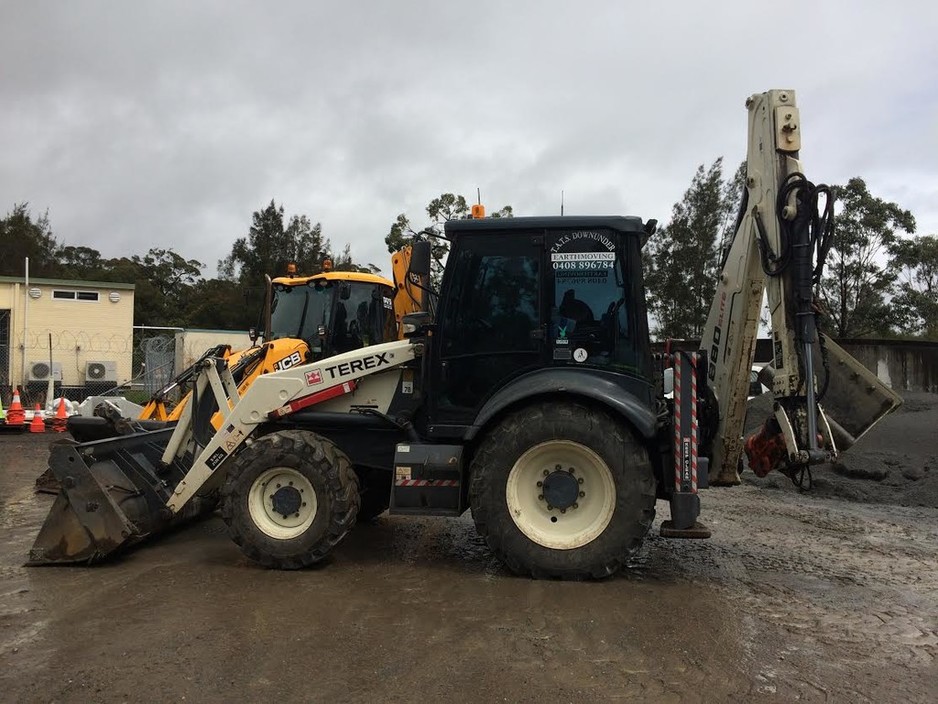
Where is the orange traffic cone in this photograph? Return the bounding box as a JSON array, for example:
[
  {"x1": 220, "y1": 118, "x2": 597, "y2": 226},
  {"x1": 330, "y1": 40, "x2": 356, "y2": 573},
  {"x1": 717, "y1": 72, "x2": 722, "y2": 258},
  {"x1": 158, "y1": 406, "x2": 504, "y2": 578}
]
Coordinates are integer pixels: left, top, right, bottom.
[
  {"x1": 5, "y1": 389, "x2": 25, "y2": 426},
  {"x1": 29, "y1": 404, "x2": 46, "y2": 433},
  {"x1": 52, "y1": 398, "x2": 68, "y2": 432}
]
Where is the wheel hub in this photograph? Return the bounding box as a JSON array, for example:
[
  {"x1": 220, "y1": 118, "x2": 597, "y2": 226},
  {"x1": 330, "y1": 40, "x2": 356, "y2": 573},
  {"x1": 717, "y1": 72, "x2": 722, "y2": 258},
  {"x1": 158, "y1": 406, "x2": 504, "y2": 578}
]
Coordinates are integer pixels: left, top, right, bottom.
[
  {"x1": 271, "y1": 485, "x2": 302, "y2": 518},
  {"x1": 541, "y1": 469, "x2": 579, "y2": 510}
]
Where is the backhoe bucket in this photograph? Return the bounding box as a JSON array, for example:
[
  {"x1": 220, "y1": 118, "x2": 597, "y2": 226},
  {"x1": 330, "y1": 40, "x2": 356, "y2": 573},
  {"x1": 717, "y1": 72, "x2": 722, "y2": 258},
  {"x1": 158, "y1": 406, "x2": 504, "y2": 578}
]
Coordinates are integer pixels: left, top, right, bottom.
[{"x1": 28, "y1": 429, "x2": 214, "y2": 565}]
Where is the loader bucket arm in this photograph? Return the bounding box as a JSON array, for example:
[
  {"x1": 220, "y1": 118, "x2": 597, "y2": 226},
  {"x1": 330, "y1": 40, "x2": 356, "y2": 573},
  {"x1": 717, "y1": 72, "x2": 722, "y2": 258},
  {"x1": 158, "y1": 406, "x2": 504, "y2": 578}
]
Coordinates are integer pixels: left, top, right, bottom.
[{"x1": 28, "y1": 339, "x2": 419, "y2": 565}]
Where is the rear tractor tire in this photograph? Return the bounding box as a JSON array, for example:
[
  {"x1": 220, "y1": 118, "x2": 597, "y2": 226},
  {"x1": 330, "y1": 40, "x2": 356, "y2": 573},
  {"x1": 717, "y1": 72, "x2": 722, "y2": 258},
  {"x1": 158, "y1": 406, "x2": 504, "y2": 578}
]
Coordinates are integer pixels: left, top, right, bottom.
[
  {"x1": 469, "y1": 402, "x2": 656, "y2": 579},
  {"x1": 221, "y1": 429, "x2": 360, "y2": 569}
]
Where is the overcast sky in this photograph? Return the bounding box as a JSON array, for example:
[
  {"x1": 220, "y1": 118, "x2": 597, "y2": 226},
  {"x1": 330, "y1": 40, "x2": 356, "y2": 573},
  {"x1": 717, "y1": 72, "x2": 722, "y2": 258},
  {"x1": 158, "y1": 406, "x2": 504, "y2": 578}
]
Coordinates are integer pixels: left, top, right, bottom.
[{"x1": 2, "y1": 1, "x2": 937, "y2": 279}]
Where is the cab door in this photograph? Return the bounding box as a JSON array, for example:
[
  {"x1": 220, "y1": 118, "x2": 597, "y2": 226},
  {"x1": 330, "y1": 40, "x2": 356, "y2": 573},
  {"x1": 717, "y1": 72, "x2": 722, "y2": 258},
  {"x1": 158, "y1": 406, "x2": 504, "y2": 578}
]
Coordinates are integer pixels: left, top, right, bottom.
[{"x1": 430, "y1": 233, "x2": 545, "y2": 430}]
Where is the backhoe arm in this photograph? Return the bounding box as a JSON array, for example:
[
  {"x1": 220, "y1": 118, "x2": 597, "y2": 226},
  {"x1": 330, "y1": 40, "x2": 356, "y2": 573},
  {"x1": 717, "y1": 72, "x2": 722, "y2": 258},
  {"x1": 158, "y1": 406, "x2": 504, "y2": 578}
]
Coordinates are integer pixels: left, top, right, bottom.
[
  {"x1": 701, "y1": 89, "x2": 901, "y2": 485},
  {"x1": 391, "y1": 245, "x2": 424, "y2": 334}
]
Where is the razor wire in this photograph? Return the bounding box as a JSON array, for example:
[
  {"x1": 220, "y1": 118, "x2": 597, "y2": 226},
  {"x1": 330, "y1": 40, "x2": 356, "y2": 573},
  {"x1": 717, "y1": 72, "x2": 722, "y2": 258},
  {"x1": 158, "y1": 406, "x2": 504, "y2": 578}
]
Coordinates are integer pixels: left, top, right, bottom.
[{"x1": 22, "y1": 329, "x2": 134, "y2": 354}]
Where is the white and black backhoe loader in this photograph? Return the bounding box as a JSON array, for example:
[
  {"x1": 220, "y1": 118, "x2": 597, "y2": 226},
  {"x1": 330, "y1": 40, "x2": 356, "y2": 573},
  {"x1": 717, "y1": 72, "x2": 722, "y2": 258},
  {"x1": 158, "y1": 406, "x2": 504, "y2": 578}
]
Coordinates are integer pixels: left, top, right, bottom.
[{"x1": 28, "y1": 90, "x2": 902, "y2": 578}]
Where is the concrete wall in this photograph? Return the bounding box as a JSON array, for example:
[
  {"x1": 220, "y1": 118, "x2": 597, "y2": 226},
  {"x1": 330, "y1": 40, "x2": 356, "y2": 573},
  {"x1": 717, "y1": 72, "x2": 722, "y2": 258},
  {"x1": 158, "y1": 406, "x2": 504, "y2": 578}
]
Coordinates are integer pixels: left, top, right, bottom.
[
  {"x1": 654, "y1": 337, "x2": 938, "y2": 393},
  {"x1": 0, "y1": 276, "x2": 135, "y2": 388},
  {"x1": 838, "y1": 339, "x2": 938, "y2": 393},
  {"x1": 174, "y1": 329, "x2": 254, "y2": 372}
]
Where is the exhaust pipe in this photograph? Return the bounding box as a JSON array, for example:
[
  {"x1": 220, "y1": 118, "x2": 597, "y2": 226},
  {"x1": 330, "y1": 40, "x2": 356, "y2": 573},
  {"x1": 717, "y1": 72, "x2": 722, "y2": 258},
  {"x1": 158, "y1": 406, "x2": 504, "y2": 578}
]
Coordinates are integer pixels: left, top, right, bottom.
[{"x1": 28, "y1": 430, "x2": 215, "y2": 565}]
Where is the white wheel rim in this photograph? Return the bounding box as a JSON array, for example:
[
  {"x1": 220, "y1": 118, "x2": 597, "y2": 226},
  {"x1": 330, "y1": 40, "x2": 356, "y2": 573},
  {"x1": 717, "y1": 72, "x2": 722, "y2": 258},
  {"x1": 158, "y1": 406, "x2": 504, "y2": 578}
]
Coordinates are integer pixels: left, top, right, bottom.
[
  {"x1": 506, "y1": 440, "x2": 616, "y2": 550},
  {"x1": 247, "y1": 467, "x2": 318, "y2": 540}
]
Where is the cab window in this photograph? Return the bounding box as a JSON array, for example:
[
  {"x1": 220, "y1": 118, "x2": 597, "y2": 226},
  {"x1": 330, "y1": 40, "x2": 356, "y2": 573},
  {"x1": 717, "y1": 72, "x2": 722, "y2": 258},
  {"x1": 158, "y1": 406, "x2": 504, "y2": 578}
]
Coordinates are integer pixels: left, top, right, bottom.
[
  {"x1": 270, "y1": 281, "x2": 332, "y2": 344},
  {"x1": 549, "y1": 229, "x2": 634, "y2": 369},
  {"x1": 441, "y1": 241, "x2": 540, "y2": 356},
  {"x1": 332, "y1": 283, "x2": 395, "y2": 354}
]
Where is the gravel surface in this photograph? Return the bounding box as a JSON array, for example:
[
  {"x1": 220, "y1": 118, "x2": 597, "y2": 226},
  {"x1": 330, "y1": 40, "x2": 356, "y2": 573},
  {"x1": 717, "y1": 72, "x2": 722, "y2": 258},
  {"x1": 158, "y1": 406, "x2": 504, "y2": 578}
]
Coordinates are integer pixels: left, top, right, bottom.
[{"x1": 2, "y1": 420, "x2": 937, "y2": 702}]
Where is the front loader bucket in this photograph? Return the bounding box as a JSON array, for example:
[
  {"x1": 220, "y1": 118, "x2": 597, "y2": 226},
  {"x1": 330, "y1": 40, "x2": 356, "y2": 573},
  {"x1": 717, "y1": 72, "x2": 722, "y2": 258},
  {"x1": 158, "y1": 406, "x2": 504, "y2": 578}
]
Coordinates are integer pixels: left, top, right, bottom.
[
  {"x1": 28, "y1": 429, "x2": 215, "y2": 565},
  {"x1": 34, "y1": 417, "x2": 173, "y2": 495}
]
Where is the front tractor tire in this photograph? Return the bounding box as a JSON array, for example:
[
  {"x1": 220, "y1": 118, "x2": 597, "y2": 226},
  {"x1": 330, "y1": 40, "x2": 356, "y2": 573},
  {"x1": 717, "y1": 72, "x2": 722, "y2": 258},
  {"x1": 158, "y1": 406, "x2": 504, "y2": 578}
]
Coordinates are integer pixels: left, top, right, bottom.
[
  {"x1": 469, "y1": 402, "x2": 656, "y2": 579},
  {"x1": 221, "y1": 429, "x2": 360, "y2": 569}
]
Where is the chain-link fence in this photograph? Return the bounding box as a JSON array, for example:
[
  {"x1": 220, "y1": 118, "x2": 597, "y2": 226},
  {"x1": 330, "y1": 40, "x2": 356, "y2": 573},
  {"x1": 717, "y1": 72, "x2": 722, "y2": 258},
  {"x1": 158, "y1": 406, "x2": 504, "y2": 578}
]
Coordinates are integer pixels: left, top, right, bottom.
[
  {"x1": 16, "y1": 329, "x2": 134, "y2": 406},
  {"x1": 2, "y1": 326, "x2": 254, "y2": 409},
  {"x1": 141, "y1": 336, "x2": 176, "y2": 397},
  {"x1": 0, "y1": 309, "x2": 10, "y2": 407}
]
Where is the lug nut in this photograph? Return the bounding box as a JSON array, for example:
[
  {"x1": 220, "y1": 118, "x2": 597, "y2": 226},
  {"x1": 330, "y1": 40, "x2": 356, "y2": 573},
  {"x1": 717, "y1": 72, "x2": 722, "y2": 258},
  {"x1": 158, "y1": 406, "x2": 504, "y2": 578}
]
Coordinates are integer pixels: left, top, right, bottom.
[
  {"x1": 544, "y1": 469, "x2": 550, "y2": 477},
  {"x1": 295, "y1": 513, "x2": 300, "y2": 518},
  {"x1": 547, "y1": 504, "x2": 554, "y2": 511},
  {"x1": 578, "y1": 477, "x2": 584, "y2": 484},
  {"x1": 560, "y1": 508, "x2": 566, "y2": 514},
  {"x1": 572, "y1": 503, "x2": 578, "y2": 509},
  {"x1": 276, "y1": 483, "x2": 281, "y2": 488},
  {"x1": 555, "y1": 465, "x2": 561, "y2": 471},
  {"x1": 538, "y1": 494, "x2": 544, "y2": 501},
  {"x1": 289, "y1": 481, "x2": 294, "y2": 486},
  {"x1": 579, "y1": 491, "x2": 585, "y2": 497},
  {"x1": 568, "y1": 467, "x2": 575, "y2": 474},
  {"x1": 536, "y1": 481, "x2": 543, "y2": 487},
  {"x1": 302, "y1": 502, "x2": 307, "y2": 507}
]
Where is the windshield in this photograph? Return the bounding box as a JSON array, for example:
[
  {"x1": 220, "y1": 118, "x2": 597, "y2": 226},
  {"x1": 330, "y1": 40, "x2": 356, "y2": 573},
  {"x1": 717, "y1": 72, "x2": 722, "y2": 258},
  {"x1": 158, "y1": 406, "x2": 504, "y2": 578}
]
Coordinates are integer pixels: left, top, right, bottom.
[{"x1": 269, "y1": 282, "x2": 333, "y2": 342}]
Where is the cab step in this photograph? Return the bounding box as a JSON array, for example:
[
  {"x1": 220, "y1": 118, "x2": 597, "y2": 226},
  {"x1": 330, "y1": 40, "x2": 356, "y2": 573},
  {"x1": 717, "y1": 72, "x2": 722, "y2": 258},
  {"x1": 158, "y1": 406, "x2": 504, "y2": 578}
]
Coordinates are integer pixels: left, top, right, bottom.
[{"x1": 659, "y1": 520, "x2": 712, "y2": 539}]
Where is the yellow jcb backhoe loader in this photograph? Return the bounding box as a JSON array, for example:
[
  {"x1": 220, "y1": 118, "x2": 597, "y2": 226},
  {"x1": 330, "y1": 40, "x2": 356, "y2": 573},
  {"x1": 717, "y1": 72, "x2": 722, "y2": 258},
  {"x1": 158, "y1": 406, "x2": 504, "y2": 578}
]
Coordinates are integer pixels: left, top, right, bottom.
[{"x1": 38, "y1": 258, "x2": 423, "y2": 511}]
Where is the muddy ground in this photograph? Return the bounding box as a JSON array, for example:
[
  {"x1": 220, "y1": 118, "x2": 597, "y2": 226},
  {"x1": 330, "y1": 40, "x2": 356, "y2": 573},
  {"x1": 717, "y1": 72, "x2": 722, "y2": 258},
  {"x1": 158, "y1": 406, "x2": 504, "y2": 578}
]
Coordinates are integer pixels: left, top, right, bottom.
[{"x1": 1, "y1": 398, "x2": 937, "y2": 702}]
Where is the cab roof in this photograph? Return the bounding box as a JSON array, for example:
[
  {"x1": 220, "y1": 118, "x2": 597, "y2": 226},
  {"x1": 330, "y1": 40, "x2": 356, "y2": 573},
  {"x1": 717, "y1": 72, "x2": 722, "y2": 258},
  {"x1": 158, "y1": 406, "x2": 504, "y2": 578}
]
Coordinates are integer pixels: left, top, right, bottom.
[
  {"x1": 271, "y1": 271, "x2": 392, "y2": 287},
  {"x1": 444, "y1": 215, "x2": 647, "y2": 236}
]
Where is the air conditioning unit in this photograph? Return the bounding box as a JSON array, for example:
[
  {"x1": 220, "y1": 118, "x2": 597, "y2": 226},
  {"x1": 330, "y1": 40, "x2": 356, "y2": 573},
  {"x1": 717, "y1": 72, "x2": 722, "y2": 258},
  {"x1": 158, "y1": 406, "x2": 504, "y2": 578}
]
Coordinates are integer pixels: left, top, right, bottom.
[
  {"x1": 85, "y1": 360, "x2": 118, "y2": 383},
  {"x1": 29, "y1": 361, "x2": 63, "y2": 382}
]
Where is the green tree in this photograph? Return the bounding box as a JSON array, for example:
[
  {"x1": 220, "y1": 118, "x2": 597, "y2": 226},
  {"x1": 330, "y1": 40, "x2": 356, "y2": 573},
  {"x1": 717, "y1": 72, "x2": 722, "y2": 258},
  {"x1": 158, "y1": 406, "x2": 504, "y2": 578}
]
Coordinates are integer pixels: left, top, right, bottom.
[
  {"x1": 818, "y1": 178, "x2": 915, "y2": 338},
  {"x1": 0, "y1": 203, "x2": 59, "y2": 276},
  {"x1": 717, "y1": 160, "x2": 747, "y2": 263},
  {"x1": 56, "y1": 245, "x2": 106, "y2": 279},
  {"x1": 101, "y1": 248, "x2": 204, "y2": 326},
  {"x1": 645, "y1": 159, "x2": 731, "y2": 339},
  {"x1": 890, "y1": 234, "x2": 938, "y2": 338},
  {"x1": 385, "y1": 193, "x2": 512, "y2": 286},
  {"x1": 182, "y1": 278, "x2": 260, "y2": 331},
  {"x1": 332, "y1": 243, "x2": 380, "y2": 274},
  {"x1": 219, "y1": 200, "x2": 334, "y2": 284}
]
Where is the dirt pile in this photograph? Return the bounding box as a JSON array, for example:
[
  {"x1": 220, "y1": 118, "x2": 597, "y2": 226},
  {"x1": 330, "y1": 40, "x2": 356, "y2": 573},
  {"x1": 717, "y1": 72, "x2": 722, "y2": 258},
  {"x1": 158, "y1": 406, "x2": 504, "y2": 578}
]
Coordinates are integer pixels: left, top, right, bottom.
[{"x1": 742, "y1": 390, "x2": 938, "y2": 508}]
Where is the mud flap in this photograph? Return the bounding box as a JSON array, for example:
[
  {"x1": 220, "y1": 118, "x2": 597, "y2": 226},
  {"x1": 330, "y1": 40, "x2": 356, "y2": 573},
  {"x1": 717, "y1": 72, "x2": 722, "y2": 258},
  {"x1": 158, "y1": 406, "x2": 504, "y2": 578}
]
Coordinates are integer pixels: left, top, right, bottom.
[{"x1": 28, "y1": 430, "x2": 214, "y2": 565}]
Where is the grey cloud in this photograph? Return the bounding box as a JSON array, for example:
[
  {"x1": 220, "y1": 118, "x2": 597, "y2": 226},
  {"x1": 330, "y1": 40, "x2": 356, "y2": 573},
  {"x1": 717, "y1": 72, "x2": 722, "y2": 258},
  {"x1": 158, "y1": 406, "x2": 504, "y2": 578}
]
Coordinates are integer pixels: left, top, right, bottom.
[{"x1": 2, "y1": 1, "x2": 937, "y2": 279}]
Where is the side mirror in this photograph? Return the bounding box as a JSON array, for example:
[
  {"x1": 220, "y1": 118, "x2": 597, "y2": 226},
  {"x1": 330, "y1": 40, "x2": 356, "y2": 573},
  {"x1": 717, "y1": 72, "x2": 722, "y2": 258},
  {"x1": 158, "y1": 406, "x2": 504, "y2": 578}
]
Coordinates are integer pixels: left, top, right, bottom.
[
  {"x1": 248, "y1": 327, "x2": 259, "y2": 344},
  {"x1": 401, "y1": 311, "x2": 433, "y2": 338},
  {"x1": 409, "y1": 241, "x2": 432, "y2": 278},
  {"x1": 662, "y1": 367, "x2": 674, "y2": 397}
]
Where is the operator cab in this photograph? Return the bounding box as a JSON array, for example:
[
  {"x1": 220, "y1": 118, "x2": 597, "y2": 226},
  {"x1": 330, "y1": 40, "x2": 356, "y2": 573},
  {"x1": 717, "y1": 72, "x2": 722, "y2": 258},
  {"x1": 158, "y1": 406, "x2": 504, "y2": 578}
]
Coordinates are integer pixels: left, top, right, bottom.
[
  {"x1": 269, "y1": 272, "x2": 396, "y2": 359},
  {"x1": 425, "y1": 216, "x2": 654, "y2": 433}
]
